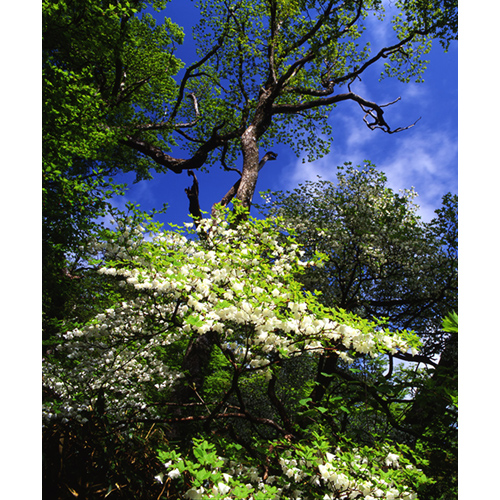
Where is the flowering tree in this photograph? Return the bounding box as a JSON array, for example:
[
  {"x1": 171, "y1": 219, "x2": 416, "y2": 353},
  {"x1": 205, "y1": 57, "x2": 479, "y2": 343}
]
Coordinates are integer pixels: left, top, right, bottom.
[
  {"x1": 42, "y1": 205, "x2": 437, "y2": 498},
  {"x1": 155, "y1": 435, "x2": 429, "y2": 500},
  {"x1": 42, "y1": 0, "x2": 458, "y2": 340}
]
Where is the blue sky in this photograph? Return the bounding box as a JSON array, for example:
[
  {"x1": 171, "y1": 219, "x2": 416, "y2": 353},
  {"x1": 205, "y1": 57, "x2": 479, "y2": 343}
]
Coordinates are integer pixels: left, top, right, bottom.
[{"x1": 113, "y1": 0, "x2": 458, "y2": 226}]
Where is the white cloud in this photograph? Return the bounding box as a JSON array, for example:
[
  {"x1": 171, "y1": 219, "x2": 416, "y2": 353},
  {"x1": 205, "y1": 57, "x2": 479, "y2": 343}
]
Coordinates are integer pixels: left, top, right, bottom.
[
  {"x1": 284, "y1": 122, "x2": 457, "y2": 221},
  {"x1": 378, "y1": 128, "x2": 458, "y2": 220}
]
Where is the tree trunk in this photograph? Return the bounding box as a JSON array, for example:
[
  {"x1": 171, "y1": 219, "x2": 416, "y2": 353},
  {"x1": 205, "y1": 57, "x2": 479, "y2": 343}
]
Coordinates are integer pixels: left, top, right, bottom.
[
  {"x1": 236, "y1": 125, "x2": 261, "y2": 209},
  {"x1": 309, "y1": 352, "x2": 339, "y2": 405}
]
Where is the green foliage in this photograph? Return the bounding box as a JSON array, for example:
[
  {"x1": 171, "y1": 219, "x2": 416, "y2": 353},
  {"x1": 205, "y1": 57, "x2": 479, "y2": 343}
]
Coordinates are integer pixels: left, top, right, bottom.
[
  {"x1": 155, "y1": 433, "x2": 433, "y2": 499},
  {"x1": 442, "y1": 311, "x2": 458, "y2": 334},
  {"x1": 169, "y1": 0, "x2": 457, "y2": 169},
  {"x1": 42, "y1": 0, "x2": 183, "y2": 338},
  {"x1": 256, "y1": 166, "x2": 457, "y2": 498},
  {"x1": 42, "y1": 178, "x2": 457, "y2": 498},
  {"x1": 43, "y1": 207, "x2": 443, "y2": 498}
]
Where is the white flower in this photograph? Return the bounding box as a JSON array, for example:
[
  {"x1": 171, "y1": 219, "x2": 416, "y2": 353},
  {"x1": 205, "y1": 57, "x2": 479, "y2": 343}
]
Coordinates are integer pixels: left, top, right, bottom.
[
  {"x1": 385, "y1": 453, "x2": 399, "y2": 467},
  {"x1": 168, "y1": 468, "x2": 181, "y2": 479},
  {"x1": 386, "y1": 488, "x2": 400, "y2": 500},
  {"x1": 216, "y1": 482, "x2": 231, "y2": 495},
  {"x1": 184, "y1": 487, "x2": 204, "y2": 499}
]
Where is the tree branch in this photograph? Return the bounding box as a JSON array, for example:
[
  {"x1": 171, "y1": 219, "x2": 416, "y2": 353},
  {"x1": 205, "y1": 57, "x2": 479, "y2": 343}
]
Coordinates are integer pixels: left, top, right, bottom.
[
  {"x1": 267, "y1": 371, "x2": 295, "y2": 435},
  {"x1": 168, "y1": 22, "x2": 230, "y2": 125},
  {"x1": 134, "y1": 93, "x2": 201, "y2": 132},
  {"x1": 275, "y1": 0, "x2": 363, "y2": 93},
  {"x1": 185, "y1": 170, "x2": 202, "y2": 222},
  {"x1": 123, "y1": 119, "x2": 233, "y2": 174},
  {"x1": 122, "y1": 411, "x2": 288, "y2": 435},
  {"x1": 330, "y1": 365, "x2": 421, "y2": 439},
  {"x1": 272, "y1": 91, "x2": 418, "y2": 133},
  {"x1": 122, "y1": 136, "x2": 188, "y2": 174}
]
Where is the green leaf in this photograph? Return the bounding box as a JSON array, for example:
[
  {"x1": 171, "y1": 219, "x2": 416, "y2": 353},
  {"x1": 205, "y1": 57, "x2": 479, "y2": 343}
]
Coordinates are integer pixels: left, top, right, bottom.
[
  {"x1": 442, "y1": 311, "x2": 458, "y2": 333},
  {"x1": 233, "y1": 485, "x2": 254, "y2": 498},
  {"x1": 185, "y1": 314, "x2": 205, "y2": 328}
]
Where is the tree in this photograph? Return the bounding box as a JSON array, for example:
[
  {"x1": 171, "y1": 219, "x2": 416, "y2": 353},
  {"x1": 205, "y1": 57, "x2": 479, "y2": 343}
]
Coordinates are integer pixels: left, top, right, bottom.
[
  {"x1": 42, "y1": 1, "x2": 458, "y2": 497},
  {"x1": 42, "y1": 0, "x2": 458, "y2": 335},
  {"x1": 43, "y1": 206, "x2": 435, "y2": 499},
  {"x1": 122, "y1": 0, "x2": 457, "y2": 212},
  {"x1": 259, "y1": 163, "x2": 457, "y2": 352}
]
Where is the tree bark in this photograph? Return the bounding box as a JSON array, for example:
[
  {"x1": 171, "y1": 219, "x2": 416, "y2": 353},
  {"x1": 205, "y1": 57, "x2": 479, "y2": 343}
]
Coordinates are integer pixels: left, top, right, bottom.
[
  {"x1": 185, "y1": 170, "x2": 202, "y2": 222},
  {"x1": 235, "y1": 125, "x2": 261, "y2": 209}
]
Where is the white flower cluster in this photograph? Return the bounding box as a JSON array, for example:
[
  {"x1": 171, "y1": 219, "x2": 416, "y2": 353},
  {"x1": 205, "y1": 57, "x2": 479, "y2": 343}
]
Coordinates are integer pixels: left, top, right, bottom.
[
  {"x1": 43, "y1": 213, "x2": 418, "y2": 425},
  {"x1": 42, "y1": 296, "x2": 184, "y2": 423},
  {"x1": 159, "y1": 443, "x2": 421, "y2": 500},
  {"x1": 314, "y1": 450, "x2": 417, "y2": 500}
]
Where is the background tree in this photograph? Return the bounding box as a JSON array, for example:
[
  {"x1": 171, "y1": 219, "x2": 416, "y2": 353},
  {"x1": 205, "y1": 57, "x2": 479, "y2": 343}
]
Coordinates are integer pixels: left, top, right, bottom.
[
  {"x1": 259, "y1": 163, "x2": 457, "y2": 347},
  {"x1": 42, "y1": 0, "x2": 183, "y2": 338},
  {"x1": 258, "y1": 163, "x2": 458, "y2": 498}
]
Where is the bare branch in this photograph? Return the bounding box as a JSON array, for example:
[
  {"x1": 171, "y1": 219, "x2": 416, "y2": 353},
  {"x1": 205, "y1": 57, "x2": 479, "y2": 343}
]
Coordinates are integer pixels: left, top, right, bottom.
[
  {"x1": 122, "y1": 136, "x2": 186, "y2": 173},
  {"x1": 266, "y1": 0, "x2": 279, "y2": 86},
  {"x1": 173, "y1": 93, "x2": 200, "y2": 129},
  {"x1": 267, "y1": 371, "x2": 295, "y2": 434},
  {"x1": 361, "y1": 97, "x2": 421, "y2": 133},
  {"x1": 174, "y1": 128, "x2": 206, "y2": 144},
  {"x1": 273, "y1": 91, "x2": 418, "y2": 133}
]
